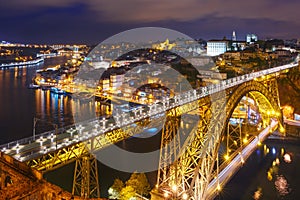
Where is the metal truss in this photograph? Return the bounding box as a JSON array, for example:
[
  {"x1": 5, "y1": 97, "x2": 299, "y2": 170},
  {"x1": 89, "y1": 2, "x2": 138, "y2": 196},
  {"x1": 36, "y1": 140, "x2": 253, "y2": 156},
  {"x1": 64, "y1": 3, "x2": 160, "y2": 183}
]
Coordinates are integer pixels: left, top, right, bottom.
[
  {"x1": 26, "y1": 142, "x2": 88, "y2": 172},
  {"x1": 156, "y1": 115, "x2": 181, "y2": 191},
  {"x1": 153, "y1": 92, "x2": 226, "y2": 199},
  {"x1": 72, "y1": 154, "x2": 100, "y2": 198},
  {"x1": 153, "y1": 78, "x2": 284, "y2": 199},
  {"x1": 225, "y1": 121, "x2": 242, "y2": 159},
  {"x1": 26, "y1": 121, "x2": 146, "y2": 172}
]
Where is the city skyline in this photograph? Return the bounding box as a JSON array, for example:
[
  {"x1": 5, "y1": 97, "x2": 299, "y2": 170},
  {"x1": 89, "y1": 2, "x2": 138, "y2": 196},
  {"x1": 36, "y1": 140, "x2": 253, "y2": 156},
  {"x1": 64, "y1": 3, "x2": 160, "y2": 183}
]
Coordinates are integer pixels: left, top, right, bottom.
[{"x1": 1, "y1": 0, "x2": 300, "y2": 44}]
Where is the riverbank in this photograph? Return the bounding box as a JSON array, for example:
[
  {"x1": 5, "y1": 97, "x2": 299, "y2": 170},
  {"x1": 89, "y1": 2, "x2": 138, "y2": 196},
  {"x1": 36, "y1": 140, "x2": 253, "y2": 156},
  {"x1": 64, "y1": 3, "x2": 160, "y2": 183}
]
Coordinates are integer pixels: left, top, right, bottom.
[{"x1": 0, "y1": 58, "x2": 44, "y2": 69}]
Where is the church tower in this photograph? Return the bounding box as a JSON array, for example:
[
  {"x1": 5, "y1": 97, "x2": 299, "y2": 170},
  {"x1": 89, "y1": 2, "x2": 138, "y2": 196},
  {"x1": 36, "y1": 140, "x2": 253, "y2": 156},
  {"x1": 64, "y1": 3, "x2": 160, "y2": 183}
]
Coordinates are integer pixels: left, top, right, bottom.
[{"x1": 232, "y1": 31, "x2": 237, "y2": 41}]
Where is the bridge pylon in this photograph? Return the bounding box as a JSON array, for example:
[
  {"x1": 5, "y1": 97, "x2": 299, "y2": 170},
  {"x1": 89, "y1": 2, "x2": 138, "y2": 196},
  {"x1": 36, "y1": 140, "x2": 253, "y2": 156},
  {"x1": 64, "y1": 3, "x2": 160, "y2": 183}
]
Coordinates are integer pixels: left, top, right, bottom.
[
  {"x1": 153, "y1": 93, "x2": 226, "y2": 199},
  {"x1": 72, "y1": 153, "x2": 100, "y2": 198},
  {"x1": 258, "y1": 75, "x2": 285, "y2": 134}
]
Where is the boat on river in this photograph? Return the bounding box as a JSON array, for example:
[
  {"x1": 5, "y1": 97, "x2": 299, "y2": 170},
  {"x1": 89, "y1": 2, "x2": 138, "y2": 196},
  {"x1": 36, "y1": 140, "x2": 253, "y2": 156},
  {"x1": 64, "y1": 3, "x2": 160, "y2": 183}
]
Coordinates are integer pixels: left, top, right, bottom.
[{"x1": 50, "y1": 87, "x2": 65, "y2": 95}]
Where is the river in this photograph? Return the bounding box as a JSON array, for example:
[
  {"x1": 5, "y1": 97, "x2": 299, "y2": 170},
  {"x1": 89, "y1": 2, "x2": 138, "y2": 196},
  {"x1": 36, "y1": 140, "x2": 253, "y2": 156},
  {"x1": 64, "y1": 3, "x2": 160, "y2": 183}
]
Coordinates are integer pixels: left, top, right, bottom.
[{"x1": 0, "y1": 57, "x2": 72, "y2": 144}]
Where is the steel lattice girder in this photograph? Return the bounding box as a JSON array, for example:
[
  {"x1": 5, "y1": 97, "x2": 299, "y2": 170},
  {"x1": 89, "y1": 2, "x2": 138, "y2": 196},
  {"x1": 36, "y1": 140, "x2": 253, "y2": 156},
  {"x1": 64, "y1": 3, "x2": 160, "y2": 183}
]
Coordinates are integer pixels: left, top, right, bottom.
[
  {"x1": 72, "y1": 154, "x2": 100, "y2": 198},
  {"x1": 26, "y1": 118, "x2": 158, "y2": 172},
  {"x1": 154, "y1": 79, "x2": 283, "y2": 199}
]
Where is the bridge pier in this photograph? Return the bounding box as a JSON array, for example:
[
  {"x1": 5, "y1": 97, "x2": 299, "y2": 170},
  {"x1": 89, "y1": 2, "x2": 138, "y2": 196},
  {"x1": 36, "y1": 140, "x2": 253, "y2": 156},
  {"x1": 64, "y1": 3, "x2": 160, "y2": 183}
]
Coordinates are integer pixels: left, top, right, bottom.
[{"x1": 72, "y1": 154, "x2": 100, "y2": 198}]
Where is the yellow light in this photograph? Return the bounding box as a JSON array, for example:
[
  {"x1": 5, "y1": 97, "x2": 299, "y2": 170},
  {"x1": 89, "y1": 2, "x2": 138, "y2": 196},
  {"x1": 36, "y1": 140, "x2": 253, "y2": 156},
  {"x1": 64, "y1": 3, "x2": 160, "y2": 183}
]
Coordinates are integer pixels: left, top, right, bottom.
[
  {"x1": 224, "y1": 154, "x2": 229, "y2": 160},
  {"x1": 217, "y1": 183, "x2": 221, "y2": 191},
  {"x1": 276, "y1": 112, "x2": 280, "y2": 116},
  {"x1": 279, "y1": 126, "x2": 285, "y2": 133},
  {"x1": 271, "y1": 110, "x2": 275, "y2": 115},
  {"x1": 182, "y1": 193, "x2": 188, "y2": 200},
  {"x1": 233, "y1": 140, "x2": 237, "y2": 146},
  {"x1": 257, "y1": 141, "x2": 262, "y2": 146},
  {"x1": 243, "y1": 138, "x2": 248, "y2": 144},
  {"x1": 267, "y1": 171, "x2": 273, "y2": 181}
]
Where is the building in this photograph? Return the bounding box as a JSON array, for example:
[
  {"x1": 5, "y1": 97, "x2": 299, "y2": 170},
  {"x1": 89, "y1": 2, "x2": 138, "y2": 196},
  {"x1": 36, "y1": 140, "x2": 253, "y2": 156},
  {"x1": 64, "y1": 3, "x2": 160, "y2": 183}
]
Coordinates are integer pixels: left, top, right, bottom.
[
  {"x1": 207, "y1": 40, "x2": 230, "y2": 56},
  {"x1": 232, "y1": 40, "x2": 247, "y2": 51},
  {"x1": 246, "y1": 34, "x2": 258, "y2": 44},
  {"x1": 232, "y1": 31, "x2": 237, "y2": 41},
  {"x1": 275, "y1": 49, "x2": 291, "y2": 57},
  {"x1": 223, "y1": 51, "x2": 241, "y2": 61}
]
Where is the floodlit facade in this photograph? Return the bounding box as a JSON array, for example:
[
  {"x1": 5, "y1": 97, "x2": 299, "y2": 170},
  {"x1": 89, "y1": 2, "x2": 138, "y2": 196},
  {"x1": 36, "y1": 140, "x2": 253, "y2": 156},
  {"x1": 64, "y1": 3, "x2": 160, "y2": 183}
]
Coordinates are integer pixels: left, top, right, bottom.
[
  {"x1": 246, "y1": 34, "x2": 258, "y2": 44},
  {"x1": 207, "y1": 40, "x2": 229, "y2": 56}
]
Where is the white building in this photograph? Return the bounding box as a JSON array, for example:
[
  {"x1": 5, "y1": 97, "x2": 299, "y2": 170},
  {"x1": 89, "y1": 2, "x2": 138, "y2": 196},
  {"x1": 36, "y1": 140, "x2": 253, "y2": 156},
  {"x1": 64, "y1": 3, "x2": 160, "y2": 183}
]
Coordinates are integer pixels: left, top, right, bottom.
[
  {"x1": 207, "y1": 40, "x2": 229, "y2": 56},
  {"x1": 246, "y1": 34, "x2": 258, "y2": 44}
]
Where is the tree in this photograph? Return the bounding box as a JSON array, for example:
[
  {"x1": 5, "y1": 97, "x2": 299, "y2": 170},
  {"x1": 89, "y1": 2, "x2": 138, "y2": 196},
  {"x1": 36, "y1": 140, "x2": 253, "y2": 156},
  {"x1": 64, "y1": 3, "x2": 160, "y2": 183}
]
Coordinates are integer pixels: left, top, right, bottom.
[
  {"x1": 108, "y1": 173, "x2": 151, "y2": 199},
  {"x1": 120, "y1": 186, "x2": 136, "y2": 200},
  {"x1": 126, "y1": 172, "x2": 151, "y2": 196},
  {"x1": 108, "y1": 178, "x2": 124, "y2": 199}
]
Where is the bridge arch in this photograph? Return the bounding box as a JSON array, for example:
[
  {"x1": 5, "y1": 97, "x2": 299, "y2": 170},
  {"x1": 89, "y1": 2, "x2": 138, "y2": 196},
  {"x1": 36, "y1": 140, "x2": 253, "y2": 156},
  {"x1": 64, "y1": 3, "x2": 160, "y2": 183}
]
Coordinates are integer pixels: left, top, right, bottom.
[
  {"x1": 206, "y1": 80, "x2": 284, "y2": 199},
  {"x1": 225, "y1": 80, "x2": 282, "y2": 130}
]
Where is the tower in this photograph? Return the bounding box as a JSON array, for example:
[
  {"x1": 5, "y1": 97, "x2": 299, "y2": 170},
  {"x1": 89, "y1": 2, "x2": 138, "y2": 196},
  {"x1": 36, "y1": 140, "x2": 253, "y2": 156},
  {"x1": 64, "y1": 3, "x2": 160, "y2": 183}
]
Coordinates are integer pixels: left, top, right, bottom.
[{"x1": 232, "y1": 31, "x2": 237, "y2": 41}]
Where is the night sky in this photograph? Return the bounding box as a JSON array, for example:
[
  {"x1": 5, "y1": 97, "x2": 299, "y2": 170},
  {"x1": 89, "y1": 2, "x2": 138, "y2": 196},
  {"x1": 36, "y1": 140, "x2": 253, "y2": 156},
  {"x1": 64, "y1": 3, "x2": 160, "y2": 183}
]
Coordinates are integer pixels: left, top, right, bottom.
[{"x1": 1, "y1": 0, "x2": 300, "y2": 44}]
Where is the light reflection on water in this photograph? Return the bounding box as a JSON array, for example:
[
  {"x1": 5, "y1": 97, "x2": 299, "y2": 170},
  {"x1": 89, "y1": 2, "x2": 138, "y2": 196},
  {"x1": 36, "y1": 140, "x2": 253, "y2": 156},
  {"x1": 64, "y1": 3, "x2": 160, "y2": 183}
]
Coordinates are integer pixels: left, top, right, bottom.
[
  {"x1": 216, "y1": 139, "x2": 300, "y2": 200},
  {"x1": 252, "y1": 187, "x2": 262, "y2": 200},
  {"x1": 0, "y1": 57, "x2": 111, "y2": 144},
  {"x1": 275, "y1": 175, "x2": 291, "y2": 196}
]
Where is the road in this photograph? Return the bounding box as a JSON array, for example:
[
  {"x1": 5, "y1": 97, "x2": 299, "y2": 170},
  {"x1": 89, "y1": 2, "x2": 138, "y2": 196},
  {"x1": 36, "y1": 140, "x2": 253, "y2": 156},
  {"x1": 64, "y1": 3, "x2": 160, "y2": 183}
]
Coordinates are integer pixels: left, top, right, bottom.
[{"x1": 206, "y1": 120, "x2": 278, "y2": 200}]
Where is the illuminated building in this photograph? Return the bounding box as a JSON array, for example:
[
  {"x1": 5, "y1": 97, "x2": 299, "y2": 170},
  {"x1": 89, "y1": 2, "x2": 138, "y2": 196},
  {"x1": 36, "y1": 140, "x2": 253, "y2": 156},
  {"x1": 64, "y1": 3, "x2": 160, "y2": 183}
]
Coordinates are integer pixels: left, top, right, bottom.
[
  {"x1": 207, "y1": 40, "x2": 229, "y2": 56},
  {"x1": 232, "y1": 30, "x2": 237, "y2": 41},
  {"x1": 152, "y1": 38, "x2": 176, "y2": 51},
  {"x1": 246, "y1": 34, "x2": 258, "y2": 44}
]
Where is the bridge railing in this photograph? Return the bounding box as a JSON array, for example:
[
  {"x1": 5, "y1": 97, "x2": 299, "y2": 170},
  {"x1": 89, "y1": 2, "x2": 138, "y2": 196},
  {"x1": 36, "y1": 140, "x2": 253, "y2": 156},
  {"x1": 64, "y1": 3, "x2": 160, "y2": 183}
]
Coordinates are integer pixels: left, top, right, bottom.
[{"x1": 0, "y1": 122, "x2": 80, "y2": 152}]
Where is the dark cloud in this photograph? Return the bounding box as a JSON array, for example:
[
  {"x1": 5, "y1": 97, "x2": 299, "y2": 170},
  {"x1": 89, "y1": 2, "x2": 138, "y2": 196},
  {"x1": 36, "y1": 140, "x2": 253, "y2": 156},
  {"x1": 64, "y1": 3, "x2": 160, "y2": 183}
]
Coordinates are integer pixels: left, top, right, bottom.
[{"x1": 0, "y1": 0, "x2": 299, "y2": 43}]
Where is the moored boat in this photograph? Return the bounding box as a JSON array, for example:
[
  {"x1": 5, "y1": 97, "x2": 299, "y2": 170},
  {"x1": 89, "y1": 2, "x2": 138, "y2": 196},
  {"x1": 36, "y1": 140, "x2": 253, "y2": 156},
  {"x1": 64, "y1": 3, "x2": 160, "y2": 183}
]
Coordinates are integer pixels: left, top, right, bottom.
[
  {"x1": 28, "y1": 83, "x2": 40, "y2": 89},
  {"x1": 50, "y1": 87, "x2": 65, "y2": 95}
]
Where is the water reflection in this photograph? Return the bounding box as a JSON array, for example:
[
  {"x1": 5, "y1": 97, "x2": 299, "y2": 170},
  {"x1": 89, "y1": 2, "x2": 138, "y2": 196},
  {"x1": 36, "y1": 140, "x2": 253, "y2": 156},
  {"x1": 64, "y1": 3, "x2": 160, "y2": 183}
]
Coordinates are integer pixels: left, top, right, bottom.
[
  {"x1": 252, "y1": 187, "x2": 262, "y2": 200},
  {"x1": 275, "y1": 175, "x2": 291, "y2": 196},
  {"x1": 0, "y1": 57, "x2": 112, "y2": 143},
  {"x1": 283, "y1": 153, "x2": 292, "y2": 163},
  {"x1": 217, "y1": 139, "x2": 300, "y2": 200},
  {"x1": 34, "y1": 89, "x2": 112, "y2": 133}
]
